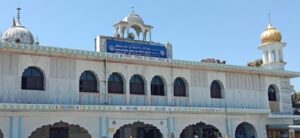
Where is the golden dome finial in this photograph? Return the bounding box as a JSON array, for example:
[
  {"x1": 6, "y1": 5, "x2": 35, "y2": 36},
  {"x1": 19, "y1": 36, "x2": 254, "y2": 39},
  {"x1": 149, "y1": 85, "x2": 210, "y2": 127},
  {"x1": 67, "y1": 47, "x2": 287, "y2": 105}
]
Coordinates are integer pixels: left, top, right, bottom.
[
  {"x1": 260, "y1": 14, "x2": 282, "y2": 44},
  {"x1": 268, "y1": 13, "x2": 272, "y2": 25}
]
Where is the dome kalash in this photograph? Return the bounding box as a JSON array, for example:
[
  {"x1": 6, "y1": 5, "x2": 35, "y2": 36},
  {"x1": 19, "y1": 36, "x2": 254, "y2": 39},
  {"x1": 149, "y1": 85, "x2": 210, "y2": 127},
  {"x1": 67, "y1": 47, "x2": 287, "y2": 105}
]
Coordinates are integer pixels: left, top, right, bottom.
[
  {"x1": 260, "y1": 24, "x2": 282, "y2": 44},
  {"x1": 1, "y1": 8, "x2": 35, "y2": 45}
]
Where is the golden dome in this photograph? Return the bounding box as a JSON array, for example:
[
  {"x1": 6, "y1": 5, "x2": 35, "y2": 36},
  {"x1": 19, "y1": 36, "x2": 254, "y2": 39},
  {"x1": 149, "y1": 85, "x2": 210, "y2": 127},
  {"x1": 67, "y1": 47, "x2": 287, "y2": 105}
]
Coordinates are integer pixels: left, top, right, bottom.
[{"x1": 260, "y1": 24, "x2": 282, "y2": 44}]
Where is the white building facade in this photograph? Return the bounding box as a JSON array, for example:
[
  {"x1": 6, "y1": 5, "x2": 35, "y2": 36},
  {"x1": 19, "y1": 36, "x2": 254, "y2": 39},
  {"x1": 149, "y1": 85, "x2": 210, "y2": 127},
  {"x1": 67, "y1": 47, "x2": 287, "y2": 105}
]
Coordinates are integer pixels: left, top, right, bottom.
[{"x1": 0, "y1": 8, "x2": 300, "y2": 138}]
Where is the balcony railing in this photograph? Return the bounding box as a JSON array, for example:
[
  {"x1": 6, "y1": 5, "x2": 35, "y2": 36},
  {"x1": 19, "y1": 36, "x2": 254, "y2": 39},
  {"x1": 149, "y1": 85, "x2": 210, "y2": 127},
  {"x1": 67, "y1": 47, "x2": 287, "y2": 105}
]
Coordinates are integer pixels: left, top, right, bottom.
[
  {"x1": 79, "y1": 92, "x2": 100, "y2": 105},
  {"x1": 269, "y1": 101, "x2": 280, "y2": 112},
  {"x1": 108, "y1": 94, "x2": 126, "y2": 105},
  {"x1": 0, "y1": 89, "x2": 276, "y2": 111},
  {"x1": 130, "y1": 95, "x2": 147, "y2": 106},
  {"x1": 210, "y1": 98, "x2": 226, "y2": 108},
  {"x1": 173, "y1": 96, "x2": 189, "y2": 107},
  {"x1": 151, "y1": 96, "x2": 168, "y2": 106},
  {"x1": 17, "y1": 90, "x2": 50, "y2": 104}
]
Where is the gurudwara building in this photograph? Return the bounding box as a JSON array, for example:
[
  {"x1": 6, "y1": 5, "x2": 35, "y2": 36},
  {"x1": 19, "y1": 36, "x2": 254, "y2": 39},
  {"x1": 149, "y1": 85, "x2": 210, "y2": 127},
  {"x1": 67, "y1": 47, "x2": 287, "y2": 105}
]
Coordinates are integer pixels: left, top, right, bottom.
[{"x1": 0, "y1": 7, "x2": 300, "y2": 138}]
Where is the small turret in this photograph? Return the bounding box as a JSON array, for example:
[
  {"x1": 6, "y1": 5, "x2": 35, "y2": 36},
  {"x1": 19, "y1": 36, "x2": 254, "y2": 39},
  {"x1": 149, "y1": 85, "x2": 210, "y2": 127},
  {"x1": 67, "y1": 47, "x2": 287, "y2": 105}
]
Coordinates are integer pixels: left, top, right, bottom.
[
  {"x1": 1, "y1": 8, "x2": 35, "y2": 45},
  {"x1": 258, "y1": 22, "x2": 286, "y2": 70}
]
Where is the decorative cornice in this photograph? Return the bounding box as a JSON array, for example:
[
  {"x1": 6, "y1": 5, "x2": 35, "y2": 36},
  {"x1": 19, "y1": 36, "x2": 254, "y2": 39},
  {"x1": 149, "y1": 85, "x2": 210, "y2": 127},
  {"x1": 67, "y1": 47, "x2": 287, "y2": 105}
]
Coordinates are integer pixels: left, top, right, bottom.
[
  {"x1": 268, "y1": 113, "x2": 300, "y2": 119},
  {"x1": 0, "y1": 103, "x2": 270, "y2": 114},
  {"x1": 1, "y1": 41, "x2": 299, "y2": 78}
]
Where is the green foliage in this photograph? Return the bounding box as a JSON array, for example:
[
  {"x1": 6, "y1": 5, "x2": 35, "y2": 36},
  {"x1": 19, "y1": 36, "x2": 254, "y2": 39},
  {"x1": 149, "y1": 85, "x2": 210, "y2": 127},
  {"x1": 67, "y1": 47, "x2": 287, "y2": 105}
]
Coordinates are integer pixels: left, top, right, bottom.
[
  {"x1": 292, "y1": 92, "x2": 300, "y2": 115},
  {"x1": 247, "y1": 59, "x2": 263, "y2": 67}
]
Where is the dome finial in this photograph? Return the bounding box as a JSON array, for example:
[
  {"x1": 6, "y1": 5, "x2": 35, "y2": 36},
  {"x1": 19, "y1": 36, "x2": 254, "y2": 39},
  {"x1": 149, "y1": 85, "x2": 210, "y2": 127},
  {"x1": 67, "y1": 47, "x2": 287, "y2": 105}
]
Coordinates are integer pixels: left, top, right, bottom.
[
  {"x1": 268, "y1": 13, "x2": 272, "y2": 25},
  {"x1": 17, "y1": 7, "x2": 21, "y2": 22},
  {"x1": 260, "y1": 14, "x2": 282, "y2": 44},
  {"x1": 131, "y1": 3, "x2": 135, "y2": 13}
]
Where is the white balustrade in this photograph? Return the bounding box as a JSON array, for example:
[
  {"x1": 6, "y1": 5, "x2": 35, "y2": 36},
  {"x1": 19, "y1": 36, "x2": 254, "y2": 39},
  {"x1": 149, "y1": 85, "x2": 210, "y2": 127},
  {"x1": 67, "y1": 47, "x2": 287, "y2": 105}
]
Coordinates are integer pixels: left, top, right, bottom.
[
  {"x1": 79, "y1": 92, "x2": 100, "y2": 105},
  {"x1": 151, "y1": 96, "x2": 168, "y2": 106},
  {"x1": 130, "y1": 95, "x2": 147, "y2": 106},
  {"x1": 108, "y1": 94, "x2": 126, "y2": 105},
  {"x1": 210, "y1": 98, "x2": 226, "y2": 108},
  {"x1": 173, "y1": 97, "x2": 189, "y2": 107}
]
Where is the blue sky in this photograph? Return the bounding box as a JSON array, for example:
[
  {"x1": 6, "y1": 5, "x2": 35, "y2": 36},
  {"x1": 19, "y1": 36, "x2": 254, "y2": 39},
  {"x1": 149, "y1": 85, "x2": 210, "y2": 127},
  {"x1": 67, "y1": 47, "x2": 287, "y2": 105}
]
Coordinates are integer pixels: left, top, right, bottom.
[{"x1": 1, "y1": 0, "x2": 299, "y2": 91}]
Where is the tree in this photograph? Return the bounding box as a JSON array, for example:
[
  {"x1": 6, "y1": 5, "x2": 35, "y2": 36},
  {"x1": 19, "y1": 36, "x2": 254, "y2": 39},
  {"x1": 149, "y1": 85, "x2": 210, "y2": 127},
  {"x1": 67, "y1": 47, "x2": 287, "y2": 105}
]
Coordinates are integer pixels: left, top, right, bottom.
[
  {"x1": 247, "y1": 59, "x2": 263, "y2": 67},
  {"x1": 291, "y1": 85, "x2": 300, "y2": 115}
]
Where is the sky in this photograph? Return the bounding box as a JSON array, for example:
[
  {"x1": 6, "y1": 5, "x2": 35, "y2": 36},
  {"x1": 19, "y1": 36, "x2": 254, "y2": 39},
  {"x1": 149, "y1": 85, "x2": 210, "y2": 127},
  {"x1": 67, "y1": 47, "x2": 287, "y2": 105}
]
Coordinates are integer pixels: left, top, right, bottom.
[{"x1": 0, "y1": 0, "x2": 299, "y2": 91}]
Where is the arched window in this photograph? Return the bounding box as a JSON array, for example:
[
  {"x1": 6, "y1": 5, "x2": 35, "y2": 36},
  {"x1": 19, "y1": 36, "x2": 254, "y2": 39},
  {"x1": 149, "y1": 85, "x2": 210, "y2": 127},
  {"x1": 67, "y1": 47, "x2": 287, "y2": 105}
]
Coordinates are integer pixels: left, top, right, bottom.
[
  {"x1": 268, "y1": 85, "x2": 277, "y2": 101},
  {"x1": 210, "y1": 80, "x2": 222, "y2": 98},
  {"x1": 15, "y1": 39, "x2": 20, "y2": 43},
  {"x1": 130, "y1": 75, "x2": 145, "y2": 95},
  {"x1": 174, "y1": 78, "x2": 186, "y2": 96},
  {"x1": 79, "y1": 71, "x2": 98, "y2": 92},
  {"x1": 22, "y1": 67, "x2": 44, "y2": 90},
  {"x1": 108, "y1": 73, "x2": 124, "y2": 94},
  {"x1": 151, "y1": 76, "x2": 164, "y2": 96}
]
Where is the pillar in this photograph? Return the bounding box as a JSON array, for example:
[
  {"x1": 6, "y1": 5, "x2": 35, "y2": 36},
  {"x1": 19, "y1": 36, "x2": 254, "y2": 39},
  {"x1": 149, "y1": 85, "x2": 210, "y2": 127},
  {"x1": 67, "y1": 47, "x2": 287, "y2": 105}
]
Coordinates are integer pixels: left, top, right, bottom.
[
  {"x1": 268, "y1": 50, "x2": 273, "y2": 62},
  {"x1": 289, "y1": 129, "x2": 295, "y2": 138},
  {"x1": 147, "y1": 82, "x2": 151, "y2": 106},
  {"x1": 126, "y1": 79, "x2": 130, "y2": 105},
  {"x1": 9, "y1": 116, "x2": 13, "y2": 138},
  {"x1": 99, "y1": 116, "x2": 103, "y2": 138},
  {"x1": 149, "y1": 31, "x2": 152, "y2": 41},
  {"x1": 18, "y1": 116, "x2": 22, "y2": 138}
]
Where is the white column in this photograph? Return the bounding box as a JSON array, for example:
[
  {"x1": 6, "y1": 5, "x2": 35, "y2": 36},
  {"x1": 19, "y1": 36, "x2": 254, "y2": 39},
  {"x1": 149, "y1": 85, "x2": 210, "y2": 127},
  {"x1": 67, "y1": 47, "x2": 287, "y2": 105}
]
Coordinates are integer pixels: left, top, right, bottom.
[
  {"x1": 279, "y1": 49, "x2": 284, "y2": 62},
  {"x1": 149, "y1": 31, "x2": 152, "y2": 41},
  {"x1": 126, "y1": 28, "x2": 129, "y2": 38},
  {"x1": 272, "y1": 50, "x2": 276, "y2": 62},
  {"x1": 147, "y1": 82, "x2": 151, "y2": 106},
  {"x1": 120, "y1": 27, "x2": 124, "y2": 38},
  {"x1": 262, "y1": 51, "x2": 267, "y2": 63},
  {"x1": 144, "y1": 32, "x2": 147, "y2": 41},
  {"x1": 167, "y1": 83, "x2": 173, "y2": 106},
  {"x1": 17, "y1": 116, "x2": 22, "y2": 138},
  {"x1": 268, "y1": 50, "x2": 273, "y2": 62},
  {"x1": 126, "y1": 78, "x2": 130, "y2": 105},
  {"x1": 275, "y1": 49, "x2": 280, "y2": 62}
]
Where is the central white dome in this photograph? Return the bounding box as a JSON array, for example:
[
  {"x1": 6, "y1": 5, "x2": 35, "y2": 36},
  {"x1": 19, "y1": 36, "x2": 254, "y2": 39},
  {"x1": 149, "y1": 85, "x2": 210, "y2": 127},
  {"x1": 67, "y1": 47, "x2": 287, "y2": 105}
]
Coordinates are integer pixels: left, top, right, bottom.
[
  {"x1": 2, "y1": 18, "x2": 34, "y2": 45},
  {"x1": 123, "y1": 13, "x2": 144, "y2": 24}
]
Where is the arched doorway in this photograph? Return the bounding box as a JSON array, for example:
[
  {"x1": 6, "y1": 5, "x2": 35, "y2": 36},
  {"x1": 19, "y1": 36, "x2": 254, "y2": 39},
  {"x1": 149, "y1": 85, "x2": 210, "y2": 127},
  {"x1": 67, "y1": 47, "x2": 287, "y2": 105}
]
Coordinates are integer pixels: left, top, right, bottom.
[
  {"x1": 180, "y1": 122, "x2": 222, "y2": 138},
  {"x1": 235, "y1": 122, "x2": 256, "y2": 138},
  {"x1": 28, "y1": 121, "x2": 91, "y2": 138},
  {"x1": 114, "y1": 121, "x2": 163, "y2": 138}
]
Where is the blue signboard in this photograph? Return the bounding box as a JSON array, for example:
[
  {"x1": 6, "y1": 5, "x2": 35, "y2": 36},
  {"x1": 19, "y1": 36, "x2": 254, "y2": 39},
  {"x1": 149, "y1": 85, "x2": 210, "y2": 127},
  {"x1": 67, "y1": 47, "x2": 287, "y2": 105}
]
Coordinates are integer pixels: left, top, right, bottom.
[{"x1": 106, "y1": 39, "x2": 167, "y2": 58}]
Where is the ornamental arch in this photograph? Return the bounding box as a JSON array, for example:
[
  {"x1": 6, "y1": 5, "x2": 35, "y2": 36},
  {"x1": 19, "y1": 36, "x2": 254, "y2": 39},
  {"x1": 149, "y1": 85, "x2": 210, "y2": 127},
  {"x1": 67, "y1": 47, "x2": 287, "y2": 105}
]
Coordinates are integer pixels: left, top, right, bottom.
[
  {"x1": 113, "y1": 121, "x2": 163, "y2": 138},
  {"x1": 235, "y1": 122, "x2": 257, "y2": 138},
  {"x1": 22, "y1": 66, "x2": 46, "y2": 90},
  {"x1": 174, "y1": 77, "x2": 188, "y2": 97},
  {"x1": 268, "y1": 84, "x2": 279, "y2": 101},
  {"x1": 210, "y1": 80, "x2": 225, "y2": 99},
  {"x1": 28, "y1": 121, "x2": 91, "y2": 138},
  {"x1": 180, "y1": 122, "x2": 222, "y2": 138},
  {"x1": 151, "y1": 75, "x2": 167, "y2": 96},
  {"x1": 108, "y1": 72, "x2": 126, "y2": 94},
  {"x1": 267, "y1": 84, "x2": 280, "y2": 112},
  {"x1": 130, "y1": 74, "x2": 146, "y2": 95},
  {"x1": 79, "y1": 70, "x2": 99, "y2": 93}
]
